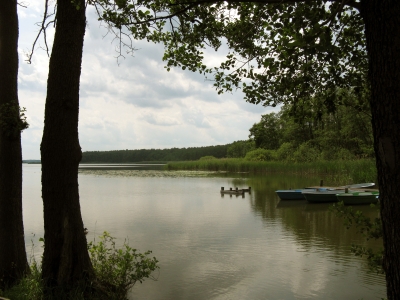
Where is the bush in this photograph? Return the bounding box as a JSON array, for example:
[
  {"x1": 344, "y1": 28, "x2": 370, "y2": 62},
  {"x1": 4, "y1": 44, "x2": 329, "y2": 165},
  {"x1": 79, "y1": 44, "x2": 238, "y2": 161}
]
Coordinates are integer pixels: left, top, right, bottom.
[
  {"x1": 292, "y1": 143, "x2": 320, "y2": 163},
  {"x1": 0, "y1": 232, "x2": 159, "y2": 300},
  {"x1": 244, "y1": 149, "x2": 276, "y2": 162},
  {"x1": 276, "y1": 142, "x2": 296, "y2": 161},
  {"x1": 88, "y1": 232, "x2": 159, "y2": 299},
  {"x1": 0, "y1": 259, "x2": 43, "y2": 300},
  {"x1": 321, "y1": 148, "x2": 355, "y2": 160}
]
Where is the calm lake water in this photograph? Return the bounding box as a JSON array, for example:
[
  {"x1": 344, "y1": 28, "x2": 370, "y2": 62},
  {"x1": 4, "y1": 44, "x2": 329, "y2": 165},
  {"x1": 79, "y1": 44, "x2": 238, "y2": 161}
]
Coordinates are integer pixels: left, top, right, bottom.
[{"x1": 22, "y1": 164, "x2": 386, "y2": 299}]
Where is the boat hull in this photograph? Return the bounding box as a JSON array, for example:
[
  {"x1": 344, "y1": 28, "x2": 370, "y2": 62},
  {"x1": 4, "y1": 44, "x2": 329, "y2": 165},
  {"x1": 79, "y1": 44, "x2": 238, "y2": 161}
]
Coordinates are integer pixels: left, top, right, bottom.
[
  {"x1": 303, "y1": 190, "x2": 345, "y2": 203},
  {"x1": 275, "y1": 189, "x2": 317, "y2": 200},
  {"x1": 337, "y1": 192, "x2": 379, "y2": 205}
]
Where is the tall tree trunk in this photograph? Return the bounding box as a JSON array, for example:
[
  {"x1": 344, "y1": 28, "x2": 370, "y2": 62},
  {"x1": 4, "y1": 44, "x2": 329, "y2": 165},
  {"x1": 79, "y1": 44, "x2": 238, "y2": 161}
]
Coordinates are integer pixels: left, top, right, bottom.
[
  {"x1": 0, "y1": 0, "x2": 29, "y2": 288},
  {"x1": 40, "y1": 0, "x2": 94, "y2": 292},
  {"x1": 362, "y1": 0, "x2": 400, "y2": 298}
]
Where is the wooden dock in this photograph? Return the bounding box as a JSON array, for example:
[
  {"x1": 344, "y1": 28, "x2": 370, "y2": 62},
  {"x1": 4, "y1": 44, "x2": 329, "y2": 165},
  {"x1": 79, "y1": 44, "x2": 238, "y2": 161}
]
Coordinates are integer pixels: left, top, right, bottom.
[{"x1": 220, "y1": 187, "x2": 251, "y2": 195}]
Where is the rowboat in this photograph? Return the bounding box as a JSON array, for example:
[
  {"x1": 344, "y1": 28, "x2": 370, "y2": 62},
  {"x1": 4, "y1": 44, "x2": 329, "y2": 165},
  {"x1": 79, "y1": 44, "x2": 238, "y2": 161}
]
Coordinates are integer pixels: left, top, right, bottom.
[
  {"x1": 302, "y1": 189, "x2": 348, "y2": 203},
  {"x1": 275, "y1": 189, "x2": 317, "y2": 200},
  {"x1": 277, "y1": 183, "x2": 376, "y2": 202},
  {"x1": 336, "y1": 191, "x2": 379, "y2": 205},
  {"x1": 342, "y1": 182, "x2": 375, "y2": 189}
]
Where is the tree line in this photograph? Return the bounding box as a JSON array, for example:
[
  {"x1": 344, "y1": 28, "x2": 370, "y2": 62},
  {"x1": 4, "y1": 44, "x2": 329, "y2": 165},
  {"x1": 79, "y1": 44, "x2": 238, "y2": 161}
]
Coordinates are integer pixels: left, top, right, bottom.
[{"x1": 81, "y1": 145, "x2": 229, "y2": 162}]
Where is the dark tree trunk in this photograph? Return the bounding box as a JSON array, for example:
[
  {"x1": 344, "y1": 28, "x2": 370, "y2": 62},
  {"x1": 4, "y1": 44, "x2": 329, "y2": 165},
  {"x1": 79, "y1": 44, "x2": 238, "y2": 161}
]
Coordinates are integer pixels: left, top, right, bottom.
[
  {"x1": 361, "y1": 0, "x2": 400, "y2": 298},
  {"x1": 40, "y1": 0, "x2": 94, "y2": 292},
  {"x1": 0, "y1": 0, "x2": 29, "y2": 288}
]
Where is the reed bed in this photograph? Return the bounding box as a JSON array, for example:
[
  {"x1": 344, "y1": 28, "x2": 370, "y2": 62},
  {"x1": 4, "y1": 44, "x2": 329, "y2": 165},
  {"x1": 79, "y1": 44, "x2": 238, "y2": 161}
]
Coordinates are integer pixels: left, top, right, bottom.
[{"x1": 165, "y1": 159, "x2": 377, "y2": 184}]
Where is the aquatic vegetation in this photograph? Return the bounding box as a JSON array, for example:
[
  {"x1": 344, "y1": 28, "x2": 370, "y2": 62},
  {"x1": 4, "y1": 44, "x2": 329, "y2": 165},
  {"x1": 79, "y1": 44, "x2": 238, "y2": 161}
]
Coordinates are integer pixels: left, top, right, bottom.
[
  {"x1": 79, "y1": 169, "x2": 222, "y2": 178},
  {"x1": 165, "y1": 158, "x2": 377, "y2": 184}
]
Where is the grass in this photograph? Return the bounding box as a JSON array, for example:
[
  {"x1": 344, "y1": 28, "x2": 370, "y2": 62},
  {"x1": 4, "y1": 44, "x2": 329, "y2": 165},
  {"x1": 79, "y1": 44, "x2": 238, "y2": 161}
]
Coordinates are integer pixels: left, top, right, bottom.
[{"x1": 165, "y1": 158, "x2": 377, "y2": 184}]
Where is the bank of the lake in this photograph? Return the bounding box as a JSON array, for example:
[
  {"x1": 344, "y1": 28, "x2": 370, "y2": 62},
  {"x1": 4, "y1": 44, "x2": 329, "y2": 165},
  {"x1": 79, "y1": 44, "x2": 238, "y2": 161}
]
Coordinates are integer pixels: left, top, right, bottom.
[{"x1": 166, "y1": 159, "x2": 377, "y2": 185}]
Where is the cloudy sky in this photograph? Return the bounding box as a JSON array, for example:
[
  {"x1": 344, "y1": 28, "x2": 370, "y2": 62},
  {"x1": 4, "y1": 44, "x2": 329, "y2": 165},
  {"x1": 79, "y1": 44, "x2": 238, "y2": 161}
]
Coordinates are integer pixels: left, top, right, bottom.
[{"x1": 17, "y1": 1, "x2": 276, "y2": 159}]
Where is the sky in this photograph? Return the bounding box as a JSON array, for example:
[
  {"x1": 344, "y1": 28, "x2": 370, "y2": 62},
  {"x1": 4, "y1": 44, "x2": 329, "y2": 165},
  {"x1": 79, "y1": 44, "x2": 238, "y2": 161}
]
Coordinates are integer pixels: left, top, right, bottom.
[{"x1": 17, "y1": 1, "x2": 277, "y2": 159}]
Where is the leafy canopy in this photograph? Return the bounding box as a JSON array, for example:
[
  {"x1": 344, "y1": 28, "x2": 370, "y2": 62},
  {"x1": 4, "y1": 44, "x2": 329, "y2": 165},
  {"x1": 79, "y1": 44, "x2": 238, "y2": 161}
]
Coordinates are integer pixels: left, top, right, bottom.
[{"x1": 93, "y1": 0, "x2": 367, "y2": 109}]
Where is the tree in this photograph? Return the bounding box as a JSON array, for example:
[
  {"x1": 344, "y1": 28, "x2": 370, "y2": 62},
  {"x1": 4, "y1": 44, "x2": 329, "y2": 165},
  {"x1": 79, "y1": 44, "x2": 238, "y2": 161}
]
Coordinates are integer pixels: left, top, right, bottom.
[
  {"x1": 40, "y1": 0, "x2": 95, "y2": 293},
  {"x1": 249, "y1": 112, "x2": 281, "y2": 150},
  {"x1": 0, "y1": 0, "x2": 29, "y2": 288},
  {"x1": 93, "y1": 0, "x2": 400, "y2": 297},
  {"x1": 227, "y1": 140, "x2": 255, "y2": 158}
]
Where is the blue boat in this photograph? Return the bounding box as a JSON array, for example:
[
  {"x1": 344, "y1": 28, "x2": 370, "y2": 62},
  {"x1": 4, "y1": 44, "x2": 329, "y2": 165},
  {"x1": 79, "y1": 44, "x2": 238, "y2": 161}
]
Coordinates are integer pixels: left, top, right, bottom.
[
  {"x1": 276, "y1": 183, "x2": 375, "y2": 202},
  {"x1": 275, "y1": 188, "x2": 318, "y2": 200}
]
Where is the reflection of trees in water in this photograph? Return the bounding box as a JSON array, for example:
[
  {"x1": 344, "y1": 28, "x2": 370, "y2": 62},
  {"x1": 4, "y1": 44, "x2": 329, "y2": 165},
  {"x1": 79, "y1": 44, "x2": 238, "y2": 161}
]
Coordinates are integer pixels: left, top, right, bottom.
[
  {"x1": 243, "y1": 174, "x2": 321, "y2": 220},
  {"x1": 235, "y1": 174, "x2": 384, "y2": 285}
]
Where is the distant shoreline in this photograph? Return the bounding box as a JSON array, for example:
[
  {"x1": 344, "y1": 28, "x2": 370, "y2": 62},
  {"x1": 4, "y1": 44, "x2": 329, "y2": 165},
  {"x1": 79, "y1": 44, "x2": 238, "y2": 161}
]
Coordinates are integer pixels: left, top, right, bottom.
[{"x1": 22, "y1": 160, "x2": 41, "y2": 164}]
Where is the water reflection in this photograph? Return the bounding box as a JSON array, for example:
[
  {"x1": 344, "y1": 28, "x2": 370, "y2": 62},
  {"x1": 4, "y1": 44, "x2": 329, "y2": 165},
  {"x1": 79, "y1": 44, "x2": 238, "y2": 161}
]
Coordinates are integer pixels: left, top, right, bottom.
[{"x1": 22, "y1": 165, "x2": 386, "y2": 299}]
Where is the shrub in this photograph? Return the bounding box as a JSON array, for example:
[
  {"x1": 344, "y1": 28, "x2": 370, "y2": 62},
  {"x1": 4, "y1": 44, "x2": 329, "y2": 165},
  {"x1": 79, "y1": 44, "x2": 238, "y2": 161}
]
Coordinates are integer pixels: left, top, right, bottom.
[
  {"x1": 321, "y1": 148, "x2": 356, "y2": 160},
  {"x1": 0, "y1": 232, "x2": 159, "y2": 300},
  {"x1": 292, "y1": 143, "x2": 320, "y2": 163},
  {"x1": 88, "y1": 232, "x2": 159, "y2": 299},
  {"x1": 244, "y1": 148, "x2": 276, "y2": 162},
  {"x1": 276, "y1": 142, "x2": 296, "y2": 161}
]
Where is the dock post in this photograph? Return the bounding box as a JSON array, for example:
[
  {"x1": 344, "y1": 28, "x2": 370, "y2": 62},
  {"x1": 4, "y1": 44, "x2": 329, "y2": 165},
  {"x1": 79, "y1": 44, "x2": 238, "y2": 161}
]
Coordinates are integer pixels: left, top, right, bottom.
[
  {"x1": 221, "y1": 187, "x2": 224, "y2": 191},
  {"x1": 236, "y1": 187, "x2": 239, "y2": 192},
  {"x1": 345, "y1": 188, "x2": 349, "y2": 193},
  {"x1": 249, "y1": 187, "x2": 251, "y2": 194},
  {"x1": 230, "y1": 187, "x2": 232, "y2": 191},
  {"x1": 320, "y1": 179, "x2": 323, "y2": 187}
]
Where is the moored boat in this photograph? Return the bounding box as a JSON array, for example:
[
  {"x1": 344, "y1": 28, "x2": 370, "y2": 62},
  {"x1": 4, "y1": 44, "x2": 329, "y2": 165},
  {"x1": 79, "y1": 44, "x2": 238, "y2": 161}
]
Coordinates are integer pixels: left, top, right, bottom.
[
  {"x1": 275, "y1": 189, "x2": 317, "y2": 200},
  {"x1": 343, "y1": 182, "x2": 375, "y2": 189},
  {"x1": 336, "y1": 191, "x2": 379, "y2": 205},
  {"x1": 302, "y1": 189, "x2": 347, "y2": 203}
]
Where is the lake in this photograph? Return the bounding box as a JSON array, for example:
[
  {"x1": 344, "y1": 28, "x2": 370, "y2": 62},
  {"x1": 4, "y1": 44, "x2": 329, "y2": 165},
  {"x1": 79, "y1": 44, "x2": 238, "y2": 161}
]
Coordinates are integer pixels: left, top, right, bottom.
[{"x1": 22, "y1": 164, "x2": 386, "y2": 299}]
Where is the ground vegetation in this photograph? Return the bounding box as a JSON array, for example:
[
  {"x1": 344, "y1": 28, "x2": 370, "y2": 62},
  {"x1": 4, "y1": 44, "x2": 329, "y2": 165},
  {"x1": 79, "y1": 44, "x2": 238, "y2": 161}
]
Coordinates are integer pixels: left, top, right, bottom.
[{"x1": 0, "y1": 232, "x2": 159, "y2": 299}]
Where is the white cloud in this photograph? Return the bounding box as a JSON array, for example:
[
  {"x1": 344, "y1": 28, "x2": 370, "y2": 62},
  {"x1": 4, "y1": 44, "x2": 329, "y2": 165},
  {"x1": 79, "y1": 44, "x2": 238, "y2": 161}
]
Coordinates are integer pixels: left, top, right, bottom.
[{"x1": 18, "y1": 1, "x2": 276, "y2": 159}]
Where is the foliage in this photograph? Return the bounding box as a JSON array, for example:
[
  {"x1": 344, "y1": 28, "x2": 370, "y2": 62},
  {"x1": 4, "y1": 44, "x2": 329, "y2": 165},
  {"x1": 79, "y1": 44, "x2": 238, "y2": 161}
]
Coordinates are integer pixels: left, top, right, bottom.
[
  {"x1": 321, "y1": 147, "x2": 355, "y2": 161},
  {"x1": 331, "y1": 201, "x2": 383, "y2": 274},
  {"x1": 247, "y1": 87, "x2": 373, "y2": 160},
  {"x1": 227, "y1": 140, "x2": 255, "y2": 158},
  {"x1": 292, "y1": 142, "x2": 320, "y2": 163},
  {"x1": 244, "y1": 148, "x2": 276, "y2": 162},
  {"x1": 82, "y1": 144, "x2": 228, "y2": 163},
  {"x1": 88, "y1": 231, "x2": 159, "y2": 298},
  {"x1": 92, "y1": 0, "x2": 366, "y2": 110},
  {"x1": 249, "y1": 113, "x2": 280, "y2": 150},
  {"x1": 0, "y1": 233, "x2": 159, "y2": 300},
  {"x1": 0, "y1": 259, "x2": 43, "y2": 300},
  {"x1": 276, "y1": 142, "x2": 295, "y2": 161},
  {"x1": 0, "y1": 103, "x2": 29, "y2": 138}
]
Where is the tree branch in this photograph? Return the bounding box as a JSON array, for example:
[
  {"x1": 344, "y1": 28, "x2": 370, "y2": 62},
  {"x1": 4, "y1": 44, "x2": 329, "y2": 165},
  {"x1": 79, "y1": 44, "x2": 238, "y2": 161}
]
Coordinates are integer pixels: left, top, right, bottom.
[{"x1": 25, "y1": 0, "x2": 56, "y2": 64}]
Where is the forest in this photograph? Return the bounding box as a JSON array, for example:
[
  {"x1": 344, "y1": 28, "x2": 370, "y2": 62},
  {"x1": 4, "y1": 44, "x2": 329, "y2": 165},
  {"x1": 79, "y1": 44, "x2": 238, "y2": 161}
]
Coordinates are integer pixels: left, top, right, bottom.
[{"x1": 81, "y1": 145, "x2": 229, "y2": 162}]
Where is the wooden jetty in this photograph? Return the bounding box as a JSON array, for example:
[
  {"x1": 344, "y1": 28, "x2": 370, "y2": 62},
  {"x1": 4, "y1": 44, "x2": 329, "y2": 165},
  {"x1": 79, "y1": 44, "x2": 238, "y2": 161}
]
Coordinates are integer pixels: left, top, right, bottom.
[{"x1": 220, "y1": 187, "x2": 251, "y2": 195}]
